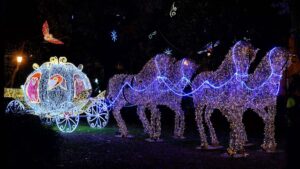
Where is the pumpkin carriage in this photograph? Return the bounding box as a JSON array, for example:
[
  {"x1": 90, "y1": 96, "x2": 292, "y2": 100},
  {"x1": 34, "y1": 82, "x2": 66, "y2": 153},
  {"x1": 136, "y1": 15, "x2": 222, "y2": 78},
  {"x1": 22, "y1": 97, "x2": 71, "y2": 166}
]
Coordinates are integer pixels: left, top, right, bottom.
[{"x1": 5, "y1": 56, "x2": 110, "y2": 133}]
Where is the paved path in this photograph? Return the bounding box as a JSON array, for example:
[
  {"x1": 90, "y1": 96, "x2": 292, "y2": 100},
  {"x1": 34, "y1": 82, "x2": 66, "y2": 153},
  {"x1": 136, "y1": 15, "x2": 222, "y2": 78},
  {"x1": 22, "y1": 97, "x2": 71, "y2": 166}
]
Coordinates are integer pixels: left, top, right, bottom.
[{"x1": 56, "y1": 128, "x2": 286, "y2": 169}]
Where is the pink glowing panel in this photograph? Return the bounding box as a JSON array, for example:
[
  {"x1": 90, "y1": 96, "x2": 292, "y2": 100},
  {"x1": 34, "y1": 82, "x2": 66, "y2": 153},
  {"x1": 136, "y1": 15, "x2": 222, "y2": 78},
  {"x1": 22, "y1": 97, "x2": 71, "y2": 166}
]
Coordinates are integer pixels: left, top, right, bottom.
[
  {"x1": 73, "y1": 74, "x2": 85, "y2": 97},
  {"x1": 26, "y1": 72, "x2": 42, "y2": 103}
]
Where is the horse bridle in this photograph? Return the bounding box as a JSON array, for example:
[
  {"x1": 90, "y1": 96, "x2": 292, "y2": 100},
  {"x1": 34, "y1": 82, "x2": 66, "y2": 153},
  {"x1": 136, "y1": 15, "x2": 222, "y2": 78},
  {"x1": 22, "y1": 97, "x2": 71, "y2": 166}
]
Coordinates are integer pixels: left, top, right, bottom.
[{"x1": 121, "y1": 75, "x2": 135, "y2": 105}]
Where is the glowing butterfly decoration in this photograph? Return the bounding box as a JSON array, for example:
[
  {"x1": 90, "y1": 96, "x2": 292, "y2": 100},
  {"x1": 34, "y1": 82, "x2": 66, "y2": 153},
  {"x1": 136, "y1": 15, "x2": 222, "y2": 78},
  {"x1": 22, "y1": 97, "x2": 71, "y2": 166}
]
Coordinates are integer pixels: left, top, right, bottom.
[
  {"x1": 243, "y1": 37, "x2": 251, "y2": 41},
  {"x1": 111, "y1": 30, "x2": 118, "y2": 42},
  {"x1": 164, "y1": 48, "x2": 172, "y2": 55},
  {"x1": 148, "y1": 31, "x2": 157, "y2": 39},
  {"x1": 197, "y1": 40, "x2": 220, "y2": 55},
  {"x1": 42, "y1": 21, "x2": 64, "y2": 45},
  {"x1": 169, "y1": 2, "x2": 177, "y2": 18}
]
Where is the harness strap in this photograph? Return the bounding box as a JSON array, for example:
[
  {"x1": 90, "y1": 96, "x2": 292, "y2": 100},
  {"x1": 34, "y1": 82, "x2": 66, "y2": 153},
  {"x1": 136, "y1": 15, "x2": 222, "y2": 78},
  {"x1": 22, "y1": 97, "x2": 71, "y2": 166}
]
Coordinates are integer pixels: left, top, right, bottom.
[{"x1": 122, "y1": 76, "x2": 134, "y2": 105}]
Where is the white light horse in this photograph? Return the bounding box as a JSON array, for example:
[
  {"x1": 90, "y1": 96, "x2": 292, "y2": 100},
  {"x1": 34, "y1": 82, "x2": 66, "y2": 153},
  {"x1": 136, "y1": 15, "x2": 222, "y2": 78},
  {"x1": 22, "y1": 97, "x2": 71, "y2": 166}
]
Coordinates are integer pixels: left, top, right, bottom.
[
  {"x1": 106, "y1": 54, "x2": 197, "y2": 140},
  {"x1": 191, "y1": 41, "x2": 257, "y2": 152},
  {"x1": 197, "y1": 45, "x2": 291, "y2": 155},
  {"x1": 241, "y1": 47, "x2": 291, "y2": 152}
]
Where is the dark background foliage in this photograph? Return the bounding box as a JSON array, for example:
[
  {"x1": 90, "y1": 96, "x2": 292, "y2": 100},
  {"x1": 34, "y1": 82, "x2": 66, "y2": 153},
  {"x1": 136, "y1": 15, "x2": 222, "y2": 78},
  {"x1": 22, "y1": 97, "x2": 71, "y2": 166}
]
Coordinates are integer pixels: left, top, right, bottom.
[
  {"x1": 1, "y1": 1, "x2": 299, "y2": 168},
  {"x1": 2, "y1": 0, "x2": 299, "y2": 91}
]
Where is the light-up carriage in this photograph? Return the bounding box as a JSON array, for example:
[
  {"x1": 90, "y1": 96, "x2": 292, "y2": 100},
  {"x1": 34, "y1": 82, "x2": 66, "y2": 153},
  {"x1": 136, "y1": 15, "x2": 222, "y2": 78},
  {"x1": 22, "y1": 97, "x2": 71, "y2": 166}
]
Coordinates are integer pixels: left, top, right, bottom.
[{"x1": 5, "y1": 56, "x2": 109, "y2": 133}]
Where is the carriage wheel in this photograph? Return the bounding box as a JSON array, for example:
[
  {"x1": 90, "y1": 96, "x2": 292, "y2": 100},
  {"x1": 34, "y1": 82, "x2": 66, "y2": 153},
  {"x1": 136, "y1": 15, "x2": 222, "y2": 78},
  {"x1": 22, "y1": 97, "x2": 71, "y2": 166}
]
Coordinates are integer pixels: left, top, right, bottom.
[
  {"x1": 86, "y1": 99, "x2": 109, "y2": 128},
  {"x1": 5, "y1": 100, "x2": 26, "y2": 114},
  {"x1": 55, "y1": 112, "x2": 80, "y2": 133}
]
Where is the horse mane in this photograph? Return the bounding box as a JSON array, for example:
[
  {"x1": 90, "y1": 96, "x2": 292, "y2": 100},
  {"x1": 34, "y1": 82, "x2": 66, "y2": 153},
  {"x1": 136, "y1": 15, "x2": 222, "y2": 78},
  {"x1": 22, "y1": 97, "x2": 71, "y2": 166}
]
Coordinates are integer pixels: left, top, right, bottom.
[
  {"x1": 166, "y1": 59, "x2": 184, "y2": 83},
  {"x1": 193, "y1": 48, "x2": 235, "y2": 87},
  {"x1": 134, "y1": 54, "x2": 176, "y2": 86}
]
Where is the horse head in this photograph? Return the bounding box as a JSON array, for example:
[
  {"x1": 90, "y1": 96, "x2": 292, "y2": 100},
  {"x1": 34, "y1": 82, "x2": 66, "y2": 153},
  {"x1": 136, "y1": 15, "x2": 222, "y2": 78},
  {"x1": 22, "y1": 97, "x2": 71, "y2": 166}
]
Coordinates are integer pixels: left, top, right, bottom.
[
  {"x1": 106, "y1": 74, "x2": 129, "y2": 105},
  {"x1": 232, "y1": 40, "x2": 258, "y2": 78},
  {"x1": 268, "y1": 47, "x2": 292, "y2": 76}
]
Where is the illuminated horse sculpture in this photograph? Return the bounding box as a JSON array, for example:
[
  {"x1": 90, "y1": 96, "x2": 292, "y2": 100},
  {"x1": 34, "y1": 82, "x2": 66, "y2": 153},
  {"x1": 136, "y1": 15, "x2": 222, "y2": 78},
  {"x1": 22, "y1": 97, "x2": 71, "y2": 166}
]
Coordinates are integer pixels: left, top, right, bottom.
[
  {"x1": 107, "y1": 54, "x2": 197, "y2": 140},
  {"x1": 191, "y1": 41, "x2": 258, "y2": 152},
  {"x1": 194, "y1": 43, "x2": 291, "y2": 155},
  {"x1": 239, "y1": 47, "x2": 291, "y2": 152}
]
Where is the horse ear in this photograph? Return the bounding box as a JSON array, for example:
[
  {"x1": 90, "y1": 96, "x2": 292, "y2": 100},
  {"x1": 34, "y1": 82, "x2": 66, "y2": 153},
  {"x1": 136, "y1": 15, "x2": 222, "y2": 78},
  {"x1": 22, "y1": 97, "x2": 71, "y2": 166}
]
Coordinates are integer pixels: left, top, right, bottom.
[
  {"x1": 78, "y1": 64, "x2": 83, "y2": 71},
  {"x1": 255, "y1": 48, "x2": 260, "y2": 55}
]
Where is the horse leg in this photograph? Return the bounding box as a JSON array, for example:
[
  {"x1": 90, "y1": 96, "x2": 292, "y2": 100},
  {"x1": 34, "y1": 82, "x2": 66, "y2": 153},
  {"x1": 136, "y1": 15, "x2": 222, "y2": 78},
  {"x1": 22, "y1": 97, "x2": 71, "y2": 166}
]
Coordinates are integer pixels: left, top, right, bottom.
[
  {"x1": 149, "y1": 105, "x2": 161, "y2": 141},
  {"x1": 226, "y1": 113, "x2": 247, "y2": 157},
  {"x1": 204, "y1": 108, "x2": 219, "y2": 146},
  {"x1": 112, "y1": 105, "x2": 128, "y2": 137},
  {"x1": 195, "y1": 105, "x2": 208, "y2": 149},
  {"x1": 240, "y1": 108, "x2": 248, "y2": 145},
  {"x1": 171, "y1": 105, "x2": 185, "y2": 139},
  {"x1": 137, "y1": 105, "x2": 152, "y2": 135},
  {"x1": 174, "y1": 113, "x2": 180, "y2": 138},
  {"x1": 178, "y1": 110, "x2": 185, "y2": 139},
  {"x1": 261, "y1": 106, "x2": 277, "y2": 152}
]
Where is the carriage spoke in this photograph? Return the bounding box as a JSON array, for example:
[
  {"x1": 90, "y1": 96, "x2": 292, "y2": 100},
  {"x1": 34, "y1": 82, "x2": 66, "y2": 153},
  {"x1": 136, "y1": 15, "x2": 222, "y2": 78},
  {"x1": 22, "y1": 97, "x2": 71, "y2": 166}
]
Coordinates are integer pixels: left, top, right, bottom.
[
  {"x1": 56, "y1": 113, "x2": 79, "y2": 133},
  {"x1": 86, "y1": 99, "x2": 109, "y2": 128}
]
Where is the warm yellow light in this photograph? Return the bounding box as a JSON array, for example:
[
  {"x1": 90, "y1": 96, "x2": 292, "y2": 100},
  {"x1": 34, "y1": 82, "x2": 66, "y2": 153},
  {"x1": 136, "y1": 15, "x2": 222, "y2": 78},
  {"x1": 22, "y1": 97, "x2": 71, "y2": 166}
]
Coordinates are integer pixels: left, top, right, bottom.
[{"x1": 17, "y1": 56, "x2": 23, "y2": 63}]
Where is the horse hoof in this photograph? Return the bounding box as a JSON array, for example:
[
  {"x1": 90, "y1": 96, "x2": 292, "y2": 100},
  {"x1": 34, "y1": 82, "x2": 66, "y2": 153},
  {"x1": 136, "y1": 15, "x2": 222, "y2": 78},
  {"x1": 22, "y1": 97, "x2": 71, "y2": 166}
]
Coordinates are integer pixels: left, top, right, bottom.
[
  {"x1": 221, "y1": 152, "x2": 249, "y2": 158},
  {"x1": 260, "y1": 148, "x2": 279, "y2": 153},
  {"x1": 196, "y1": 145, "x2": 208, "y2": 150},
  {"x1": 145, "y1": 138, "x2": 163, "y2": 142},
  {"x1": 196, "y1": 145, "x2": 223, "y2": 150},
  {"x1": 115, "y1": 134, "x2": 134, "y2": 138},
  {"x1": 156, "y1": 138, "x2": 163, "y2": 142},
  {"x1": 127, "y1": 134, "x2": 134, "y2": 138},
  {"x1": 244, "y1": 142, "x2": 254, "y2": 147},
  {"x1": 172, "y1": 135, "x2": 185, "y2": 140},
  {"x1": 145, "y1": 138, "x2": 155, "y2": 142},
  {"x1": 115, "y1": 134, "x2": 123, "y2": 138},
  {"x1": 207, "y1": 144, "x2": 224, "y2": 150}
]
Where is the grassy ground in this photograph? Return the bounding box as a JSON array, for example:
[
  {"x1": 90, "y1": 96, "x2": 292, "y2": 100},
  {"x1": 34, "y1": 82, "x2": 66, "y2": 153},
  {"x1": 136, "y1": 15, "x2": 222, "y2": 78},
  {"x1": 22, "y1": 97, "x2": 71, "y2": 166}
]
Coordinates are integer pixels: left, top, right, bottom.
[{"x1": 52, "y1": 123, "x2": 287, "y2": 169}]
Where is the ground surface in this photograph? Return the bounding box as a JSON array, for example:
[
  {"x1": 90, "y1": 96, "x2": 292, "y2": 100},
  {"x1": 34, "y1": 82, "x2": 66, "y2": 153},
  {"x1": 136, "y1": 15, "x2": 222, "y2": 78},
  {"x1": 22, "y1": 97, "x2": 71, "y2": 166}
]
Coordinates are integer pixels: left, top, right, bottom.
[{"x1": 54, "y1": 125, "x2": 287, "y2": 169}]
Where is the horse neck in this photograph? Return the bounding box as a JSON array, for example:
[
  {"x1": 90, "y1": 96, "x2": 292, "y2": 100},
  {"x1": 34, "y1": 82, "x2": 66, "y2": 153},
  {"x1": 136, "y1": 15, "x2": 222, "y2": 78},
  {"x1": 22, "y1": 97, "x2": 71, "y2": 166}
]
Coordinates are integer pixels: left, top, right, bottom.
[
  {"x1": 214, "y1": 52, "x2": 236, "y2": 75},
  {"x1": 246, "y1": 54, "x2": 272, "y2": 87},
  {"x1": 194, "y1": 51, "x2": 236, "y2": 86},
  {"x1": 169, "y1": 61, "x2": 192, "y2": 90},
  {"x1": 135, "y1": 58, "x2": 158, "y2": 82}
]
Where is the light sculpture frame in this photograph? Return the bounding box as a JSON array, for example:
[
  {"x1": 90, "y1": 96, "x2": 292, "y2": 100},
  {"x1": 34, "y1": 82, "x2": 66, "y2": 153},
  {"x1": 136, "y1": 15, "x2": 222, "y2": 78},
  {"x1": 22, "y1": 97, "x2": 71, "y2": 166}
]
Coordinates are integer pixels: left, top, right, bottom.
[{"x1": 106, "y1": 40, "x2": 291, "y2": 156}]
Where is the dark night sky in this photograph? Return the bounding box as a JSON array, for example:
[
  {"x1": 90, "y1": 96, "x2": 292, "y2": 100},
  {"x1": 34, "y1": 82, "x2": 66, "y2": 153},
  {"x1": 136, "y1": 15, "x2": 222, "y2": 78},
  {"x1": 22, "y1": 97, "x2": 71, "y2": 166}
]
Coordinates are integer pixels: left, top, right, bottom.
[{"x1": 2, "y1": 0, "x2": 294, "y2": 90}]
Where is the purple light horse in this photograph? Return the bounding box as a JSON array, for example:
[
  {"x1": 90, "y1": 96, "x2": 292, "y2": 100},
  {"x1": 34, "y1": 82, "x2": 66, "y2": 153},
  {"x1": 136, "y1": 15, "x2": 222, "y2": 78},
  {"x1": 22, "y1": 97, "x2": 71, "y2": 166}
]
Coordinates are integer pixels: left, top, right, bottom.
[{"x1": 106, "y1": 54, "x2": 197, "y2": 140}]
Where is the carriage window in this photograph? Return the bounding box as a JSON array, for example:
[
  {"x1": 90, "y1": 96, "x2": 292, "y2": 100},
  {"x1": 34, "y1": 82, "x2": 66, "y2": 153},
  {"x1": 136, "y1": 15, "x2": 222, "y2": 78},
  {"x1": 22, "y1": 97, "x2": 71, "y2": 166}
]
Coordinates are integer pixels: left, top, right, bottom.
[
  {"x1": 73, "y1": 74, "x2": 86, "y2": 97},
  {"x1": 25, "y1": 72, "x2": 42, "y2": 103}
]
